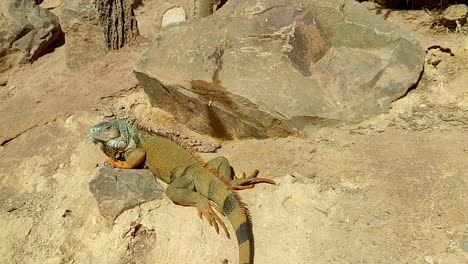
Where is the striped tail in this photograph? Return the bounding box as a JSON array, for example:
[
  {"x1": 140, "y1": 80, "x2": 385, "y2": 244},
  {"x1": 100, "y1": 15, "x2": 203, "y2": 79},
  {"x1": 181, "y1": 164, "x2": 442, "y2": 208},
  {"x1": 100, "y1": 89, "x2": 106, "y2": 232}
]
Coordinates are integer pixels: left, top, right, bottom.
[{"x1": 205, "y1": 176, "x2": 254, "y2": 264}]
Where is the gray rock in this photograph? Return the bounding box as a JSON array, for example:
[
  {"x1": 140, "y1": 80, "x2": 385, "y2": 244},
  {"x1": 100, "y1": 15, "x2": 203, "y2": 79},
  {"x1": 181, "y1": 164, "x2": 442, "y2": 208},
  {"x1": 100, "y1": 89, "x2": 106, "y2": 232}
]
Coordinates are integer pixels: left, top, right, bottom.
[
  {"x1": 89, "y1": 167, "x2": 164, "y2": 221},
  {"x1": 462, "y1": 239, "x2": 468, "y2": 253},
  {"x1": 60, "y1": 0, "x2": 107, "y2": 69},
  {"x1": 441, "y1": 4, "x2": 468, "y2": 28},
  {"x1": 161, "y1": 7, "x2": 186, "y2": 28},
  {"x1": 0, "y1": 0, "x2": 63, "y2": 72},
  {"x1": 134, "y1": 0, "x2": 425, "y2": 139}
]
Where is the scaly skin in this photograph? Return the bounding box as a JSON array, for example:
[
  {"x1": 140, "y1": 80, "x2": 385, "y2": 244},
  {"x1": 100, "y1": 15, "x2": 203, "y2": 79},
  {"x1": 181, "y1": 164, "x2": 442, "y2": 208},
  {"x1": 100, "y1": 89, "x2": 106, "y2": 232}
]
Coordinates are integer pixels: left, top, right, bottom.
[{"x1": 89, "y1": 119, "x2": 275, "y2": 264}]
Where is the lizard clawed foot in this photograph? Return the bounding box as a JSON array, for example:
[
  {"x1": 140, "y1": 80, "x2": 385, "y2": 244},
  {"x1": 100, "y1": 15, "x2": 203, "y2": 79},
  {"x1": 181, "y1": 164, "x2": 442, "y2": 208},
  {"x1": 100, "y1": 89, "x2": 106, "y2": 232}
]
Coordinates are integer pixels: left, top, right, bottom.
[
  {"x1": 104, "y1": 158, "x2": 118, "y2": 168},
  {"x1": 104, "y1": 158, "x2": 134, "y2": 169},
  {"x1": 196, "y1": 200, "x2": 230, "y2": 239},
  {"x1": 231, "y1": 169, "x2": 276, "y2": 190}
]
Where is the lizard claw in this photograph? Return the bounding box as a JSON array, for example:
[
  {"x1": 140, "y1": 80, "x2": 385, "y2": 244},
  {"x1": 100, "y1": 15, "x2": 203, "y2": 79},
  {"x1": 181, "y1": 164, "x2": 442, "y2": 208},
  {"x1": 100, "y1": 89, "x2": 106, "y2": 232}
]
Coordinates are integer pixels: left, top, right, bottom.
[
  {"x1": 209, "y1": 200, "x2": 225, "y2": 216},
  {"x1": 232, "y1": 169, "x2": 276, "y2": 190},
  {"x1": 241, "y1": 169, "x2": 259, "y2": 178},
  {"x1": 196, "y1": 201, "x2": 230, "y2": 239},
  {"x1": 104, "y1": 158, "x2": 117, "y2": 168}
]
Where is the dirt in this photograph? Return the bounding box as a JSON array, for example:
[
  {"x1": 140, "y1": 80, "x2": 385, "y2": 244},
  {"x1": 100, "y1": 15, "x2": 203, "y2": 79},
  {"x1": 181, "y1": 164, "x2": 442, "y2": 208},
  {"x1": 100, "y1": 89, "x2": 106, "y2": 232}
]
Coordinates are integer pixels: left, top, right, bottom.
[{"x1": 1, "y1": 2, "x2": 468, "y2": 264}]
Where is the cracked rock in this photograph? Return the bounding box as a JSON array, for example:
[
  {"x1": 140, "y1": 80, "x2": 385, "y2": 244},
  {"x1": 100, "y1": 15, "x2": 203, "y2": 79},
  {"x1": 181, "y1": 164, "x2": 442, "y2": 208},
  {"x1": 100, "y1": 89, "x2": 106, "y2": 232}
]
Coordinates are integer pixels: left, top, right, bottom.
[
  {"x1": 89, "y1": 167, "x2": 164, "y2": 221},
  {"x1": 441, "y1": 4, "x2": 468, "y2": 29},
  {"x1": 135, "y1": 0, "x2": 424, "y2": 139},
  {"x1": 0, "y1": 0, "x2": 63, "y2": 72}
]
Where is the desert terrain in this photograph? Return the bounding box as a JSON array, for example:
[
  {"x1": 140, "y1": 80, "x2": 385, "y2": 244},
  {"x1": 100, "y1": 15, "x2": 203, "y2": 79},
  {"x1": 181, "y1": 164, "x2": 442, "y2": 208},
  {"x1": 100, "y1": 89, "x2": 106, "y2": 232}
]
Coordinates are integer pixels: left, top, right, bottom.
[{"x1": 1, "y1": 1, "x2": 468, "y2": 264}]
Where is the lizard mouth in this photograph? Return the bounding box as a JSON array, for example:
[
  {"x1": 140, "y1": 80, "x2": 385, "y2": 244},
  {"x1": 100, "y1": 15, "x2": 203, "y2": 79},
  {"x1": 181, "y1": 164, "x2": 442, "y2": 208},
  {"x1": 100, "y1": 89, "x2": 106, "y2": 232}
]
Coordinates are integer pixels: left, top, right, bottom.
[{"x1": 88, "y1": 126, "x2": 121, "y2": 141}]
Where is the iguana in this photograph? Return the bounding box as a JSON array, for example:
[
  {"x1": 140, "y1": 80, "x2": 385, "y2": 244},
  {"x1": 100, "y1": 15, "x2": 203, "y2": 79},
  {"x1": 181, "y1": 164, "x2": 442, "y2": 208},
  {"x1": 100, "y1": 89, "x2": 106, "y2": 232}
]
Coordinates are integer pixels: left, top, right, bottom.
[{"x1": 88, "y1": 119, "x2": 275, "y2": 264}]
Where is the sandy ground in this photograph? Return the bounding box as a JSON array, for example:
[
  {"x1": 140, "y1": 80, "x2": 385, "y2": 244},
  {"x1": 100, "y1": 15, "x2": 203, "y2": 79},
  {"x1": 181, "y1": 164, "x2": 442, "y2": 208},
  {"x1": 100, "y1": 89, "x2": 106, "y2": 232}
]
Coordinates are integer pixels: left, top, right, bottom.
[{"x1": 1, "y1": 3, "x2": 468, "y2": 264}]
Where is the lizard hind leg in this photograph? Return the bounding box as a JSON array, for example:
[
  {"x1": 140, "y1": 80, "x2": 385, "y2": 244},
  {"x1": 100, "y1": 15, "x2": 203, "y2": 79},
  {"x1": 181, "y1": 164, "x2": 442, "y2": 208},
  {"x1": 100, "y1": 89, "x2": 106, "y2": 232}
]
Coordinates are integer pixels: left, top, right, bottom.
[
  {"x1": 207, "y1": 156, "x2": 234, "y2": 180},
  {"x1": 165, "y1": 173, "x2": 230, "y2": 238},
  {"x1": 207, "y1": 156, "x2": 276, "y2": 190}
]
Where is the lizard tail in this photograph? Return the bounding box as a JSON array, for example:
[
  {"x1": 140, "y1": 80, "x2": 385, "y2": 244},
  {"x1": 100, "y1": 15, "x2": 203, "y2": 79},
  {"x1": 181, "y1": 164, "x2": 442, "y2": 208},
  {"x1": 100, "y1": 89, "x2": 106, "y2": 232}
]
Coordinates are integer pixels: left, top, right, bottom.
[{"x1": 206, "y1": 177, "x2": 254, "y2": 264}]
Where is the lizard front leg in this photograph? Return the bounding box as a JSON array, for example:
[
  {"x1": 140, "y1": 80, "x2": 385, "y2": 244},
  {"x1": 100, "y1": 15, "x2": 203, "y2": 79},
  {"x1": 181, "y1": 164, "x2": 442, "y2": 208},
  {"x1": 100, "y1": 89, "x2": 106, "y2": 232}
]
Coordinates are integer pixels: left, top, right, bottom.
[
  {"x1": 166, "y1": 174, "x2": 230, "y2": 238},
  {"x1": 106, "y1": 148, "x2": 146, "y2": 169}
]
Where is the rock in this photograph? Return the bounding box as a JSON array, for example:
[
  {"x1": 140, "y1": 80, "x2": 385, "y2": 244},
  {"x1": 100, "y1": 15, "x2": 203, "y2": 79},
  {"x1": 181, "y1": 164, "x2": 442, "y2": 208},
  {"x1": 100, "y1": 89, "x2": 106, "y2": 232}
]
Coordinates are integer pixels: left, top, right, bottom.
[
  {"x1": 161, "y1": 7, "x2": 186, "y2": 28},
  {"x1": 39, "y1": 0, "x2": 60, "y2": 9},
  {"x1": 135, "y1": 0, "x2": 425, "y2": 139},
  {"x1": 278, "y1": 175, "x2": 297, "y2": 186},
  {"x1": 0, "y1": 0, "x2": 63, "y2": 72},
  {"x1": 65, "y1": 115, "x2": 76, "y2": 126},
  {"x1": 441, "y1": 4, "x2": 468, "y2": 29},
  {"x1": 61, "y1": 0, "x2": 106, "y2": 68},
  {"x1": 61, "y1": 0, "x2": 139, "y2": 67},
  {"x1": 462, "y1": 239, "x2": 468, "y2": 253},
  {"x1": 374, "y1": 118, "x2": 392, "y2": 133},
  {"x1": 89, "y1": 167, "x2": 164, "y2": 221},
  {"x1": 423, "y1": 255, "x2": 434, "y2": 264}
]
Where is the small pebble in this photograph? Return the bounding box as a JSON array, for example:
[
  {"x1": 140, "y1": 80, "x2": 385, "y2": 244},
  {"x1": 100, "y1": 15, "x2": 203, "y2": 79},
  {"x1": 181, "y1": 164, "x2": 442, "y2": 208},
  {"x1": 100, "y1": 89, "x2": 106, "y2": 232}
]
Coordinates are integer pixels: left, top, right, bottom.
[
  {"x1": 462, "y1": 239, "x2": 468, "y2": 253},
  {"x1": 65, "y1": 115, "x2": 75, "y2": 126},
  {"x1": 423, "y1": 255, "x2": 433, "y2": 264}
]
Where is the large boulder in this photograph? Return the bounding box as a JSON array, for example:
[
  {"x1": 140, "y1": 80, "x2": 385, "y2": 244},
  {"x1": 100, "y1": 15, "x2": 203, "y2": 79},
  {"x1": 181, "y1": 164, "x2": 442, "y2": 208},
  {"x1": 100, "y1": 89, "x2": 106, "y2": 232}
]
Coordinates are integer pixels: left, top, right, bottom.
[
  {"x1": 0, "y1": 0, "x2": 63, "y2": 72},
  {"x1": 135, "y1": 0, "x2": 425, "y2": 139}
]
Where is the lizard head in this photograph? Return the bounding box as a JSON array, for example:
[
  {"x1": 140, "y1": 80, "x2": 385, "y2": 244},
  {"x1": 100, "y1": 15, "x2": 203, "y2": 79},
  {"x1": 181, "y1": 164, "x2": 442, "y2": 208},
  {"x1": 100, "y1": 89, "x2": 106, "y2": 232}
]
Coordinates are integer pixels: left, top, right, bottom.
[{"x1": 88, "y1": 121, "x2": 121, "y2": 142}]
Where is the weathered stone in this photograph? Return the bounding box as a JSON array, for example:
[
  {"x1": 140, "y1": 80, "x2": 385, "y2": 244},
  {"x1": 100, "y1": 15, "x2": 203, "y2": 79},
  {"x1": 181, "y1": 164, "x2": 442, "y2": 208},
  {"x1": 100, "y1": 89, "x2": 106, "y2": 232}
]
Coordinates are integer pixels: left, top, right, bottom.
[
  {"x1": 462, "y1": 239, "x2": 468, "y2": 253},
  {"x1": 0, "y1": 0, "x2": 63, "y2": 72},
  {"x1": 161, "y1": 7, "x2": 187, "y2": 28},
  {"x1": 369, "y1": 0, "x2": 455, "y2": 9},
  {"x1": 61, "y1": 0, "x2": 107, "y2": 69},
  {"x1": 135, "y1": 0, "x2": 425, "y2": 139},
  {"x1": 61, "y1": 0, "x2": 138, "y2": 68},
  {"x1": 441, "y1": 4, "x2": 468, "y2": 29},
  {"x1": 136, "y1": 0, "x2": 223, "y2": 40},
  {"x1": 89, "y1": 167, "x2": 164, "y2": 221}
]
